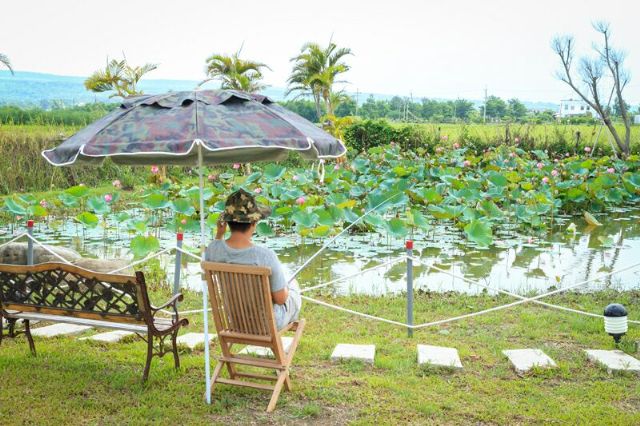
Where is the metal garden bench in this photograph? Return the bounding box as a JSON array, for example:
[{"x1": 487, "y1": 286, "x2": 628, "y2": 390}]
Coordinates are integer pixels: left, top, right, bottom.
[{"x1": 0, "y1": 262, "x2": 188, "y2": 381}]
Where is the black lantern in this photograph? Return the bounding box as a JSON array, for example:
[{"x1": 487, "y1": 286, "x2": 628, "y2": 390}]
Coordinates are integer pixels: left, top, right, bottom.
[{"x1": 604, "y1": 303, "x2": 628, "y2": 346}]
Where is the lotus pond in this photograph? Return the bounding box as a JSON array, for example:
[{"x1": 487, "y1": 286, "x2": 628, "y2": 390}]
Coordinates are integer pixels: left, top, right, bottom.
[{"x1": 1, "y1": 144, "x2": 639, "y2": 295}]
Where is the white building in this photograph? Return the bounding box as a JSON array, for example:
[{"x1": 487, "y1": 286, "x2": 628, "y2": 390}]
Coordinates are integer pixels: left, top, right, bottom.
[{"x1": 558, "y1": 99, "x2": 592, "y2": 118}]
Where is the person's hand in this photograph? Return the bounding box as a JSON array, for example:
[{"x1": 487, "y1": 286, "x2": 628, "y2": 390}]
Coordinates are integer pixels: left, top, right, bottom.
[{"x1": 215, "y1": 218, "x2": 227, "y2": 239}]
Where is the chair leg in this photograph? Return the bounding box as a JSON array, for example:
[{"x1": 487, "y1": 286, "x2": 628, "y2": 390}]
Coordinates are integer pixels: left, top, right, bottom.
[
  {"x1": 210, "y1": 361, "x2": 224, "y2": 400},
  {"x1": 24, "y1": 320, "x2": 36, "y2": 356},
  {"x1": 171, "y1": 330, "x2": 180, "y2": 370},
  {"x1": 142, "y1": 333, "x2": 154, "y2": 382},
  {"x1": 283, "y1": 370, "x2": 292, "y2": 392},
  {"x1": 266, "y1": 371, "x2": 288, "y2": 413}
]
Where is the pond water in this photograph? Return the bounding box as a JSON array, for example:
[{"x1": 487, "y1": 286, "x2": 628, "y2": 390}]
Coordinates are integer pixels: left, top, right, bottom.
[{"x1": 1, "y1": 206, "x2": 640, "y2": 296}]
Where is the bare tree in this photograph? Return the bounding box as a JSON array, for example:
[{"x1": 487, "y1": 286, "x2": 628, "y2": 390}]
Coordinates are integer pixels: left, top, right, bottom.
[{"x1": 552, "y1": 22, "x2": 632, "y2": 156}]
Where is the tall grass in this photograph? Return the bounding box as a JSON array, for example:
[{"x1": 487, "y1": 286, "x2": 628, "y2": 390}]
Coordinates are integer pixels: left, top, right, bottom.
[{"x1": 0, "y1": 124, "x2": 144, "y2": 194}]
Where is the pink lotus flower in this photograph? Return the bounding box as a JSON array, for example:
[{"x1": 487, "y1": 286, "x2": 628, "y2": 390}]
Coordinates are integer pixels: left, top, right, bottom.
[
  {"x1": 207, "y1": 174, "x2": 216, "y2": 182},
  {"x1": 296, "y1": 196, "x2": 306, "y2": 205},
  {"x1": 551, "y1": 169, "x2": 559, "y2": 177},
  {"x1": 542, "y1": 176, "x2": 549, "y2": 184},
  {"x1": 254, "y1": 188, "x2": 262, "y2": 194},
  {"x1": 150, "y1": 165, "x2": 159, "y2": 174},
  {"x1": 514, "y1": 137, "x2": 520, "y2": 143},
  {"x1": 232, "y1": 163, "x2": 241, "y2": 169},
  {"x1": 463, "y1": 160, "x2": 471, "y2": 167},
  {"x1": 584, "y1": 146, "x2": 591, "y2": 153},
  {"x1": 334, "y1": 164, "x2": 340, "y2": 170},
  {"x1": 509, "y1": 152, "x2": 516, "y2": 158},
  {"x1": 527, "y1": 237, "x2": 533, "y2": 244},
  {"x1": 435, "y1": 147, "x2": 444, "y2": 153},
  {"x1": 112, "y1": 179, "x2": 122, "y2": 189},
  {"x1": 320, "y1": 159, "x2": 326, "y2": 164},
  {"x1": 537, "y1": 162, "x2": 544, "y2": 169},
  {"x1": 180, "y1": 218, "x2": 187, "y2": 225},
  {"x1": 565, "y1": 153, "x2": 570, "y2": 157},
  {"x1": 292, "y1": 175, "x2": 299, "y2": 181},
  {"x1": 39, "y1": 199, "x2": 48, "y2": 208},
  {"x1": 441, "y1": 135, "x2": 449, "y2": 141},
  {"x1": 452, "y1": 142, "x2": 459, "y2": 149},
  {"x1": 104, "y1": 194, "x2": 113, "y2": 203},
  {"x1": 554, "y1": 158, "x2": 559, "y2": 163},
  {"x1": 607, "y1": 167, "x2": 615, "y2": 173}
]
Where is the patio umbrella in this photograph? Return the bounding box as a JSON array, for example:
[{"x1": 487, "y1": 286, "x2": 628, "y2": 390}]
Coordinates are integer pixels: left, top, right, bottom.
[{"x1": 41, "y1": 89, "x2": 346, "y2": 403}]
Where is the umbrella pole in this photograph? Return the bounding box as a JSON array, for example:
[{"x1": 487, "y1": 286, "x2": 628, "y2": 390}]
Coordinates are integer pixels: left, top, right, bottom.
[{"x1": 198, "y1": 142, "x2": 212, "y2": 404}]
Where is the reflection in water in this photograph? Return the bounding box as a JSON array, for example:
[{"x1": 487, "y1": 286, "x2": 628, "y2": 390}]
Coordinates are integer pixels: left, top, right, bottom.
[{"x1": 1, "y1": 207, "x2": 639, "y2": 296}]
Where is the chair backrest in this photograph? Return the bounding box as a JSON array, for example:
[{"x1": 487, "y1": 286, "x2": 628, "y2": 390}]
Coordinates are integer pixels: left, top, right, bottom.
[
  {"x1": 202, "y1": 261, "x2": 276, "y2": 338},
  {"x1": 0, "y1": 262, "x2": 149, "y2": 324}
]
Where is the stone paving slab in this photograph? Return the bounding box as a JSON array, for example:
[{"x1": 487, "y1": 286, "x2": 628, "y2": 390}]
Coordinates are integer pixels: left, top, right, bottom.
[
  {"x1": 503, "y1": 349, "x2": 557, "y2": 373},
  {"x1": 177, "y1": 333, "x2": 214, "y2": 350},
  {"x1": 585, "y1": 350, "x2": 640, "y2": 373},
  {"x1": 331, "y1": 344, "x2": 375, "y2": 364},
  {"x1": 417, "y1": 344, "x2": 463, "y2": 369},
  {"x1": 31, "y1": 323, "x2": 92, "y2": 338},
  {"x1": 79, "y1": 330, "x2": 134, "y2": 343},
  {"x1": 238, "y1": 336, "x2": 294, "y2": 358}
]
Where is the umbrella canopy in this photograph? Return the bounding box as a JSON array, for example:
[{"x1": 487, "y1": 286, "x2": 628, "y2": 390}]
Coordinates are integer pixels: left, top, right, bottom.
[{"x1": 42, "y1": 90, "x2": 346, "y2": 166}]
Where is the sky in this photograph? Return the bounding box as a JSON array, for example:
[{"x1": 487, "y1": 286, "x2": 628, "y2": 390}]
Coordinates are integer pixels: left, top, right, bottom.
[{"x1": 1, "y1": 0, "x2": 639, "y2": 104}]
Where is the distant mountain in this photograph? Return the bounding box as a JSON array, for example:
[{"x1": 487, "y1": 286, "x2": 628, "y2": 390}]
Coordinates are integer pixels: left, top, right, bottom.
[
  {"x1": 0, "y1": 70, "x2": 288, "y2": 107},
  {"x1": 0, "y1": 70, "x2": 558, "y2": 111}
]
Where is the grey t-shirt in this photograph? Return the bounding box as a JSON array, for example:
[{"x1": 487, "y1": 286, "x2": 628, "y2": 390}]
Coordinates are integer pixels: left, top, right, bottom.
[{"x1": 204, "y1": 239, "x2": 301, "y2": 329}]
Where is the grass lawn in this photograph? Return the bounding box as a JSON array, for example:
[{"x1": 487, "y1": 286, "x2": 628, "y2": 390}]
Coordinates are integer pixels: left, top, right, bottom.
[{"x1": 1, "y1": 289, "x2": 639, "y2": 425}]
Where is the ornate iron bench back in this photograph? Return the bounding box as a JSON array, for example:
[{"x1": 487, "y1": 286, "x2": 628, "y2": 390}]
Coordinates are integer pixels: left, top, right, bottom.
[{"x1": 0, "y1": 262, "x2": 149, "y2": 324}]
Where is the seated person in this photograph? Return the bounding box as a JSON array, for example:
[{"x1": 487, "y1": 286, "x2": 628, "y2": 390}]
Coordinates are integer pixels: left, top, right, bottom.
[{"x1": 205, "y1": 188, "x2": 301, "y2": 330}]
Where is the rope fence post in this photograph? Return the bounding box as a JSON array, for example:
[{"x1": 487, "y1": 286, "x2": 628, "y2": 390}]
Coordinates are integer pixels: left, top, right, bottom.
[
  {"x1": 27, "y1": 220, "x2": 34, "y2": 266},
  {"x1": 406, "y1": 240, "x2": 414, "y2": 338},
  {"x1": 173, "y1": 233, "x2": 183, "y2": 296}
]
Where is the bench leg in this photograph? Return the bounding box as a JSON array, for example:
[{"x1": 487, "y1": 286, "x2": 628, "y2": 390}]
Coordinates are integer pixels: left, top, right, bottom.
[
  {"x1": 143, "y1": 332, "x2": 153, "y2": 382},
  {"x1": 24, "y1": 320, "x2": 36, "y2": 356},
  {"x1": 171, "y1": 330, "x2": 180, "y2": 370}
]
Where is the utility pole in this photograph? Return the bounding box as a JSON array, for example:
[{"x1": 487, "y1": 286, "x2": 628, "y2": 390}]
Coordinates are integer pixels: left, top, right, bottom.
[{"x1": 483, "y1": 86, "x2": 488, "y2": 123}]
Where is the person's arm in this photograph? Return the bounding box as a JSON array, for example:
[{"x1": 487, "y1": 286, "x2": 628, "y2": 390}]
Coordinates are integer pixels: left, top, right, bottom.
[
  {"x1": 267, "y1": 251, "x2": 289, "y2": 305},
  {"x1": 271, "y1": 287, "x2": 289, "y2": 305},
  {"x1": 215, "y1": 218, "x2": 227, "y2": 240}
]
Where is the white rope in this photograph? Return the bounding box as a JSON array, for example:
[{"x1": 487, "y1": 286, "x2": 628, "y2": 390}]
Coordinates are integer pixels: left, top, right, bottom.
[
  {"x1": 289, "y1": 191, "x2": 404, "y2": 283},
  {"x1": 107, "y1": 247, "x2": 173, "y2": 274},
  {"x1": 301, "y1": 295, "x2": 409, "y2": 327},
  {"x1": 24, "y1": 233, "x2": 74, "y2": 264},
  {"x1": 0, "y1": 233, "x2": 28, "y2": 249},
  {"x1": 300, "y1": 256, "x2": 407, "y2": 294},
  {"x1": 410, "y1": 255, "x2": 640, "y2": 325},
  {"x1": 175, "y1": 245, "x2": 202, "y2": 261}
]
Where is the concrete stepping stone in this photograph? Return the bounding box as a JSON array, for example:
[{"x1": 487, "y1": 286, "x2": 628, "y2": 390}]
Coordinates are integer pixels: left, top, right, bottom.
[
  {"x1": 31, "y1": 323, "x2": 92, "y2": 338},
  {"x1": 503, "y1": 349, "x2": 557, "y2": 373},
  {"x1": 238, "y1": 336, "x2": 294, "y2": 358},
  {"x1": 79, "y1": 330, "x2": 134, "y2": 343},
  {"x1": 417, "y1": 344, "x2": 463, "y2": 369},
  {"x1": 331, "y1": 343, "x2": 375, "y2": 365},
  {"x1": 176, "y1": 333, "x2": 212, "y2": 350},
  {"x1": 584, "y1": 350, "x2": 640, "y2": 373}
]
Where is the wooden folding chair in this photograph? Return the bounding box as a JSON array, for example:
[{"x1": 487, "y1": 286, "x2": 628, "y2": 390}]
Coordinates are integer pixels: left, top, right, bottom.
[{"x1": 202, "y1": 261, "x2": 305, "y2": 412}]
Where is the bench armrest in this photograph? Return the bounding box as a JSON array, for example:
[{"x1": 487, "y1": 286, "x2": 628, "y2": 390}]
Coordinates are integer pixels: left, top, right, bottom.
[{"x1": 151, "y1": 293, "x2": 184, "y2": 312}]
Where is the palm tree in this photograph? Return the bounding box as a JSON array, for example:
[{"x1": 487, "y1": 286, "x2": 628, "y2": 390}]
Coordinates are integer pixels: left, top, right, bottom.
[
  {"x1": 85, "y1": 58, "x2": 157, "y2": 98},
  {"x1": 287, "y1": 41, "x2": 352, "y2": 120},
  {"x1": 0, "y1": 53, "x2": 14, "y2": 75},
  {"x1": 201, "y1": 49, "x2": 270, "y2": 93}
]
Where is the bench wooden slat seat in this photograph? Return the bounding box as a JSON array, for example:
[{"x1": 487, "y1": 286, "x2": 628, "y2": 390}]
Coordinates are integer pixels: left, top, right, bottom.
[
  {"x1": 202, "y1": 261, "x2": 305, "y2": 413},
  {"x1": 0, "y1": 262, "x2": 189, "y2": 381}
]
